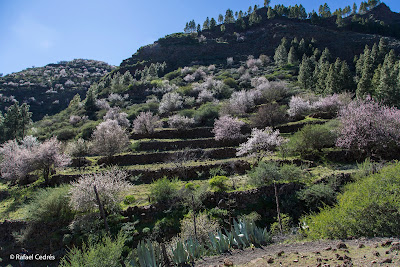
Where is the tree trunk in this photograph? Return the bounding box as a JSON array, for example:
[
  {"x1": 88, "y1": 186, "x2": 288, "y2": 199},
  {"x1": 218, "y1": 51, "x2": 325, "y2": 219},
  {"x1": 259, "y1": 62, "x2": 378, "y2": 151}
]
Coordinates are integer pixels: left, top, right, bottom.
[
  {"x1": 94, "y1": 185, "x2": 110, "y2": 234},
  {"x1": 192, "y1": 195, "x2": 198, "y2": 240},
  {"x1": 274, "y1": 182, "x2": 283, "y2": 234}
]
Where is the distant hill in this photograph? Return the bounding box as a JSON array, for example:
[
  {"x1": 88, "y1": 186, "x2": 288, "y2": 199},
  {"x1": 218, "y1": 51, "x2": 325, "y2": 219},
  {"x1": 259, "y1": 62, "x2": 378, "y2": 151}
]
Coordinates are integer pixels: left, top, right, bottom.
[
  {"x1": 0, "y1": 59, "x2": 114, "y2": 121},
  {"x1": 119, "y1": 3, "x2": 400, "y2": 75}
]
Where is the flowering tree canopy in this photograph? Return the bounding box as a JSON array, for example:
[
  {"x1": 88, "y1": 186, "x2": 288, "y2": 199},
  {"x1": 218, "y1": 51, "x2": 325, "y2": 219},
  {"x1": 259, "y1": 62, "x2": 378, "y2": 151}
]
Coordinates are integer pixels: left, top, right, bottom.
[
  {"x1": 133, "y1": 111, "x2": 161, "y2": 134},
  {"x1": 167, "y1": 115, "x2": 195, "y2": 130},
  {"x1": 103, "y1": 107, "x2": 130, "y2": 128},
  {"x1": 0, "y1": 136, "x2": 70, "y2": 183},
  {"x1": 91, "y1": 119, "x2": 129, "y2": 157},
  {"x1": 237, "y1": 127, "x2": 285, "y2": 161},
  {"x1": 336, "y1": 97, "x2": 400, "y2": 158},
  {"x1": 69, "y1": 168, "x2": 131, "y2": 213},
  {"x1": 212, "y1": 115, "x2": 245, "y2": 141}
]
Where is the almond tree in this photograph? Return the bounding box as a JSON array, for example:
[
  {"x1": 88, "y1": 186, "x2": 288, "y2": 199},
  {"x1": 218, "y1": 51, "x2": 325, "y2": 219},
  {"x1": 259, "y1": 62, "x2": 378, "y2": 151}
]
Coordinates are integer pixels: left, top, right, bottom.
[
  {"x1": 336, "y1": 97, "x2": 400, "y2": 158},
  {"x1": 103, "y1": 107, "x2": 130, "y2": 128},
  {"x1": 212, "y1": 115, "x2": 245, "y2": 141},
  {"x1": 0, "y1": 139, "x2": 35, "y2": 182},
  {"x1": 0, "y1": 136, "x2": 70, "y2": 184},
  {"x1": 69, "y1": 168, "x2": 132, "y2": 232},
  {"x1": 237, "y1": 127, "x2": 285, "y2": 162},
  {"x1": 133, "y1": 111, "x2": 161, "y2": 134},
  {"x1": 91, "y1": 119, "x2": 130, "y2": 157},
  {"x1": 33, "y1": 137, "x2": 71, "y2": 184}
]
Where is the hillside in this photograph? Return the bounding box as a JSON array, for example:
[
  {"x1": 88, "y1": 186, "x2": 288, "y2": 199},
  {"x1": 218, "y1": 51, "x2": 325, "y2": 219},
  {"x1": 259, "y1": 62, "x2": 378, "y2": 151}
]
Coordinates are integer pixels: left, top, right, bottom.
[
  {"x1": 1, "y1": 1, "x2": 400, "y2": 267},
  {"x1": 0, "y1": 59, "x2": 114, "y2": 121},
  {"x1": 120, "y1": 3, "x2": 400, "y2": 74}
]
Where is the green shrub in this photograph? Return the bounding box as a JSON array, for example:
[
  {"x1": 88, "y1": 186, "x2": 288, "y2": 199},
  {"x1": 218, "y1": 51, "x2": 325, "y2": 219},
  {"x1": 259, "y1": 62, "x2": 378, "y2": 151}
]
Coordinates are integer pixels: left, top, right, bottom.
[
  {"x1": 178, "y1": 108, "x2": 195, "y2": 118},
  {"x1": 287, "y1": 123, "x2": 336, "y2": 157},
  {"x1": 247, "y1": 161, "x2": 281, "y2": 187},
  {"x1": 270, "y1": 213, "x2": 292, "y2": 235},
  {"x1": 123, "y1": 195, "x2": 136, "y2": 205},
  {"x1": 304, "y1": 163, "x2": 400, "y2": 239},
  {"x1": 79, "y1": 121, "x2": 99, "y2": 140},
  {"x1": 150, "y1": 177, "x2": 179, "y2": 203},
  {"x1": 194, "y1": 102, "x2": 220, "y2": 126},
  {"x1": 24, "y1": 185, "x2": 75, "y2": 224},
  {"x1": 209, "y1": 166, "x2": 227, "y2": 178},
  {"x1": 223, "y1": 77, "x2": 238, "y2": 89},
  {"x1": 177, "y1": 85, "x2": 193, "y2": 96},
  {"x1": 279, "y1": 164, "x2": 305, "y2": 183},
  {"x1": 184, "y1": 182, "x2": 199, "y2": 191},
  {"x1": 56, "y1": 128, "x2": 76, "y2": 141},
  {"x1": 209, "y1": 176, "x2": 229, "y2": 192},
  {"x1": 59, "y1": 232, "x2": 126, "y2": 267},
  {"x1": 207, "y1": 208, "x2": 229, "y2": 226},
  {"x1": 297, "y1": 184, "x2": 336, "y2": 212},
  {"x1": 164, "y1": 69, "x2": 182, "y2": 80},
  {"x1": 238, "y1": 211, "x2": 261, "y2": 223}
]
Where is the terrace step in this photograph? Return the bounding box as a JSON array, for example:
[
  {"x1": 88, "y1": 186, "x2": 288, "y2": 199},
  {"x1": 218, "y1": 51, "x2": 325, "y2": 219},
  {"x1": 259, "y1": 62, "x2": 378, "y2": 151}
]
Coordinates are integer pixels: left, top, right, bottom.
[
  {"x1": 131, "y1": 127, "x2": 213, "y2": 140},
  {"x1": 97, "y1": 147, "x2": 237, "y2": 166},
  {"x1": 134, "y1": 137, "x2": 246, "y2": 152}
]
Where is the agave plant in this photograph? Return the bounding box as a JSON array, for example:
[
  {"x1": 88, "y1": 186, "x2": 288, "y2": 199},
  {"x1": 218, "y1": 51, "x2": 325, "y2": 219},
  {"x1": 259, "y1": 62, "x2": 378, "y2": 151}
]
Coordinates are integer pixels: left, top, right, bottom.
[
  {"x1": 135, "y1": 240, "x2": 163, "y2": 267},
  {"x1": 231, "y1": 219, "x2": 271, "y2": 247},
  {"x1": 171, "y1": 237, "x2": 206, "y2": 265},
  {"x1": 171, "y1": 240, "x2": 188, "y2": 265},
  {"x1": 208, "y1": 231, "x2": 231, "y2": 253}
]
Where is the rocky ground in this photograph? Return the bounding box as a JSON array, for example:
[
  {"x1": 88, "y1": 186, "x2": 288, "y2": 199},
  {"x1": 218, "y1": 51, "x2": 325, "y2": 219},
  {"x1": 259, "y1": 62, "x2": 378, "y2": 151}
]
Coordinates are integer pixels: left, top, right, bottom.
[{"x1": 196, "y1": 237, "x2": 400, "y2": 266}]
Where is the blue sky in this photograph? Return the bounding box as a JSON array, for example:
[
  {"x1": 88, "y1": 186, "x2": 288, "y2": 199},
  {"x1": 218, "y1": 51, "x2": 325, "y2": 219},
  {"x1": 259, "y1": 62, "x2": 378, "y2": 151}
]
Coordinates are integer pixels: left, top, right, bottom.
[{"x1": 0, "y1": 0, "x2": 399, "y2": 75}]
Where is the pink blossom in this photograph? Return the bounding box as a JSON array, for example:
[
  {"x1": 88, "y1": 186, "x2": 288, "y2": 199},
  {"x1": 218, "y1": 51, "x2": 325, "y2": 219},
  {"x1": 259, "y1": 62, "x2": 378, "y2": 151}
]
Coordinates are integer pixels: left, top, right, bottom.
[{"x1": 212, "y1": 115, "x2": 245, "y2": 141}]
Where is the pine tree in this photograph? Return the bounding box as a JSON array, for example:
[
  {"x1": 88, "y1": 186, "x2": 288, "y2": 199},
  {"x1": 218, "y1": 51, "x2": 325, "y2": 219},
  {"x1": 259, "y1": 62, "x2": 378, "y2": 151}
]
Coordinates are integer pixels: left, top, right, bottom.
[
  {"x1": 224, "y1": 9, "x2": 235, "y2": 24},
  {"x1": 19, "y1": 103, "x2": 32, "y2": 138},
  {"x1": 288, "y1": 46, "x2": 298, "y2": 65},
  {"x1": 203, "y1": 17, "x2": 210, "y2": 30},
  {"x1": 352, "y1": 3, "x2": 357, "y2": 14},
  {"x1": 249, "y1": 10, "x2": 262, "y2": 26},
  {"x1": 314, "y1": 61, "x2": 330, "y2": 94},
  {"x1": 376, "y1": 53, "x2": 398, "y2": 105},
  {"x1": 319, "y1": 3, "x2": 331, "y2": 18},
  {"x1": 274, "y1": 42, "x2": 288, "y2": 67},
  {"x1": 235, "y1": 17, "x2": 246, "y2": 30},
  {"x1": 210, "y1": 18, "x2": 217, "y2": 30},
  {"x1": 336, "y1": 14, "x2": 344, "y2": 27},
  {"x1": 264, "y1": 0, "x2": 271, "y2": 7},
  {"x1": 371, "y1": 64, "x2": 382, "y2": 91},
  {"x1": 359, "y1": 2, "x2": 368, "y2": 14},
  {"x1": 298, "y1": 55, "x2": 315, "y2": 89},
  {"x1": 371, "y1": 43, "x2": 379, "y2": 67},
  {"x1": 325, "y1": 58, "x2": 342, "y2": 94},
  {"x1": 218, "y1": 14, "x2": 224, "y2": 24},
  {"x1": 356, "y1": 47, "x2": 374, "y2": 98},
  {"x1": 84, "y1": 86, "x2": 98, "y2": 119},
  {"x1": 378, "y1": 38, "x2": 388, "y2": 59},
  {"x1": 298, "y1": 38, "x2": 307, "y2": 55},
  {"x1": 267, "y1": 7, "x2": 276, "y2": 19},
  {"x1": 340, "y1": 60, "x2": 355, "y2": 92},
  {"x1": 3, "y1": 103, "x2": 20, "y2": 140},
  {"x1": 298, "y1": 5, "x2": 307, "y2": 19}
]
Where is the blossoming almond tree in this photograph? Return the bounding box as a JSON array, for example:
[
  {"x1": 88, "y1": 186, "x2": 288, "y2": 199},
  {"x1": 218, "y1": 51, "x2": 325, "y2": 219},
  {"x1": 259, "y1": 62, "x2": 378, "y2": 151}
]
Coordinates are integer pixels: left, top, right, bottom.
[
  {"x1": 69, "y1": 168, "x2": 132, "y2": 232},
  {"x1": 336, "y1": 97, "x2": 400, "y2": 158},
  {"x1": 212, "y1": 115, "x2": 245, "y2": 141},
  {"x1": 236, "y1": 127, "x2": 285, "y2": 162}
]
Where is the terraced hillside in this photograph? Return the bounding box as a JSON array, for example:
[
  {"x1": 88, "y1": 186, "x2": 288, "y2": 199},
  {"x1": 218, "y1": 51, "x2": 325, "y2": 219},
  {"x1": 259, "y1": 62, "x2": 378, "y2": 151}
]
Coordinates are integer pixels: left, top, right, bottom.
[{"x1": 1, "y1": 2, "x2": 400, "y2": 266}]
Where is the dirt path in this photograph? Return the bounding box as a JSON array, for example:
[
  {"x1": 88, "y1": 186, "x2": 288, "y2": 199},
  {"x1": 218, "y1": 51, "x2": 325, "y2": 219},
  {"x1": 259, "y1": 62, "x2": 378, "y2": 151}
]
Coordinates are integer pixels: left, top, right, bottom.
[{"x1": 195, "y1": 237, "x2": 400, "y2": 266}]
